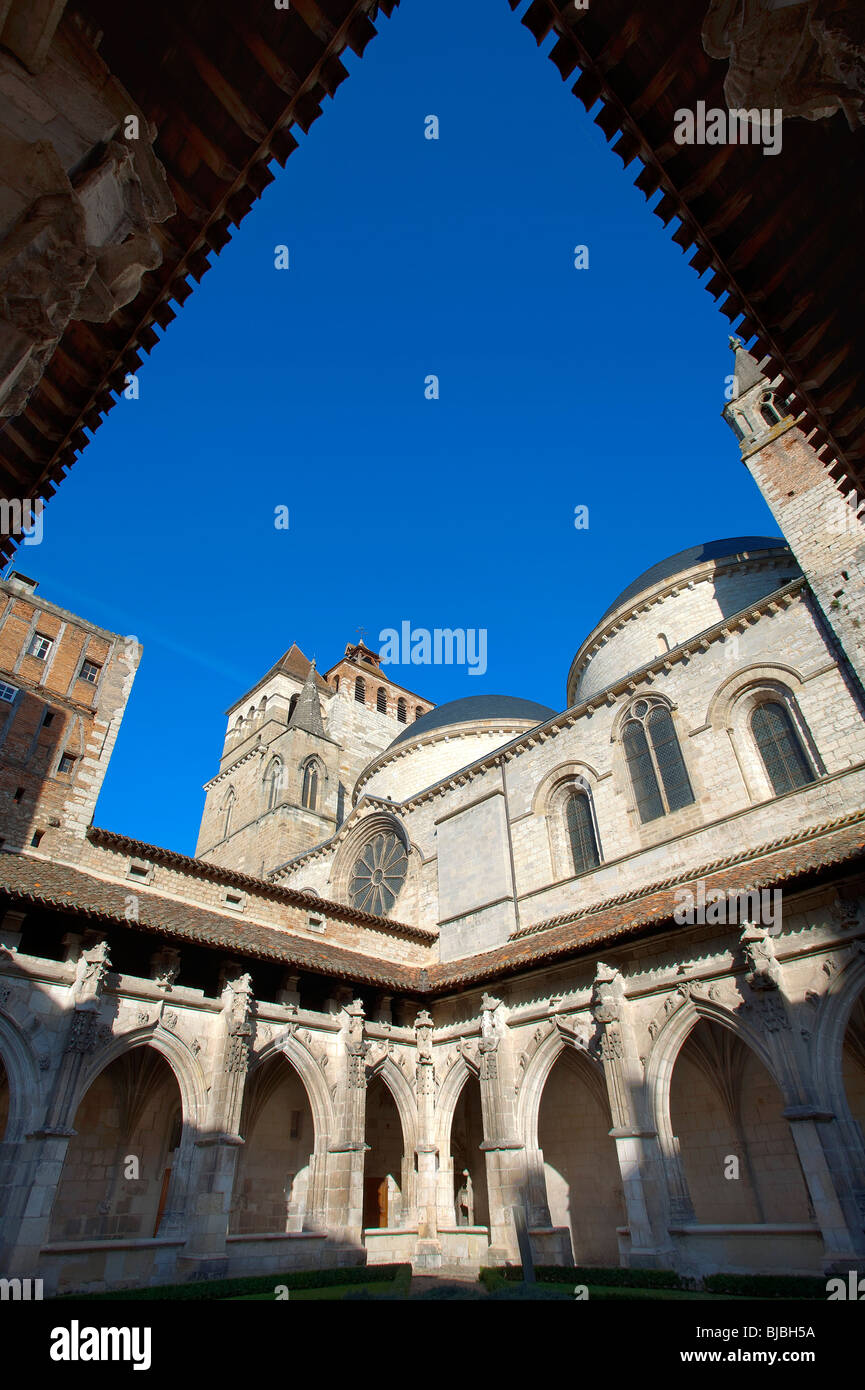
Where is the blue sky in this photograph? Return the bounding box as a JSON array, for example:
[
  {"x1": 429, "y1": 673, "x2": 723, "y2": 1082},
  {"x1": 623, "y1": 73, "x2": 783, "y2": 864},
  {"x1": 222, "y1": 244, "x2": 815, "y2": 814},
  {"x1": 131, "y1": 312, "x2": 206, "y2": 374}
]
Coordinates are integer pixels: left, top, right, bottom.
[{"x1": 14, "y1": 0, "x2": 777, "y2": 854}]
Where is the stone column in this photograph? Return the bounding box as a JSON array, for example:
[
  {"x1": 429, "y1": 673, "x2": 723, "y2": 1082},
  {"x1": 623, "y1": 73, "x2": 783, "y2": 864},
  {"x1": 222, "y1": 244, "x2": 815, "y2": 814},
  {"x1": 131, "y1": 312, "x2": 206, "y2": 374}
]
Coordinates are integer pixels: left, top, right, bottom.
[
  {"x1": 413, "y1": 1009, "x2": 441, "y2": 1268},
  {"x1": 475, "y1": 994, "x2": 524, "y2": 1265},
  {"x1": 325, "y1": 999, "x2": 368, "y2": 1252},
  {"x1": 740, "y1": 928, "x2": 863, "y2": 1270},
  {"x1": 2, "y1": 936, "x2": 112, "y2": 1284},
  {"x1": 176, "y1": 965, "x2": 253, "y2": 1281},
  {"x1": 591, "y1": 963, "x2": 675, "y2": 1268}
]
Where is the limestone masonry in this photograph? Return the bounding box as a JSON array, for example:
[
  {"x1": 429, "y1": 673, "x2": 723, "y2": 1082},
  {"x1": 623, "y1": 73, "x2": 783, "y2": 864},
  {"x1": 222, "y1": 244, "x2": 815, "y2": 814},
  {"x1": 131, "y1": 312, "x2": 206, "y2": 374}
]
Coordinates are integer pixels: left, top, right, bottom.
[{"x1": 1, "y1": 346, "x2": 864, "y2": 1292}]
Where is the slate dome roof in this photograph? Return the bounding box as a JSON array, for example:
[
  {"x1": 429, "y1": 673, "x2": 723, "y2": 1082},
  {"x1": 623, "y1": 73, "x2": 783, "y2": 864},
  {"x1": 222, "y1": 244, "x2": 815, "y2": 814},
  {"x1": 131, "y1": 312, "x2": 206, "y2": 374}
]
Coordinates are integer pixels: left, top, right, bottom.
[
  {"x1": 389, "y1": 694, "x2": 556, "y2": 747},
  {"x1": 597, "y1": 536, "x2": 791, "y2": 624}
]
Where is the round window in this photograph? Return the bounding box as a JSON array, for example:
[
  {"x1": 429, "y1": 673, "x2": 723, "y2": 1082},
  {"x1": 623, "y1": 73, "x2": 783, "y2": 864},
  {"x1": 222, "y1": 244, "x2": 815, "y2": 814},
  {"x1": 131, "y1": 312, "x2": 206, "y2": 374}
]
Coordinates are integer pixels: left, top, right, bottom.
[{"x1": 349, "y1": 831, "x2": 408, "y2": 915}]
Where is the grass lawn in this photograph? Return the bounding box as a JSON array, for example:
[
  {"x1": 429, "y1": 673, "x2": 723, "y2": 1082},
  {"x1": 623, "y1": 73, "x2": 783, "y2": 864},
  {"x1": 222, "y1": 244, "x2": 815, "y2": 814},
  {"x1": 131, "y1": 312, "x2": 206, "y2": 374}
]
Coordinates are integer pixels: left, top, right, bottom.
[
  {"x1": 231, "y1": 1271, "x2": 414, "y2": 1301},
  {"x1": 231, "y1": 1278, "x2": 753, "y2": 1301}
]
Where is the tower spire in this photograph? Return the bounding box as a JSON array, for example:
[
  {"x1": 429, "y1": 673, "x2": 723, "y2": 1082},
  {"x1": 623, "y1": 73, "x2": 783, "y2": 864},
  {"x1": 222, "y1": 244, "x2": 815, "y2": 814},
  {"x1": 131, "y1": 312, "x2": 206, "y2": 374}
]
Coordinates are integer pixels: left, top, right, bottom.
[{"x1": 288, "y1": 660, "x2": 325, "y2": 737}]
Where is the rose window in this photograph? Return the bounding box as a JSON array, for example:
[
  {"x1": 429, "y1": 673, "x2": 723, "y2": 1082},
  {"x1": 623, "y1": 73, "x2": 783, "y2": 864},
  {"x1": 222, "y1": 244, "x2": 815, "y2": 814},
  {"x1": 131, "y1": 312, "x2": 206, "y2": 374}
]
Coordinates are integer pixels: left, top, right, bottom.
[{"x1": 348, "y1": 832, "x2": 408, "y2": 915}]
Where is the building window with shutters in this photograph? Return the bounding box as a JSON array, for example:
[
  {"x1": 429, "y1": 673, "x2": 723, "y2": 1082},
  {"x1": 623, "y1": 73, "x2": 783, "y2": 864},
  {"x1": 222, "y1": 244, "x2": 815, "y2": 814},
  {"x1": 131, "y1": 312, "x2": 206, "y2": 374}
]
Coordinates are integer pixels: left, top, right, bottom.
[
  {"x1": 377, "y1": 686, "x2": 387, "y2": 713},
  {"x1": 622, "y1": 697, "x2": 695, "y2": 823},
  {"x1": 355, "y1": 676, "x2": 365, "y2": 704},
  {"x1": 565, "y1": 790, "x2": 600, "y2": 875},
  {"x1": 750, "y1": 700, "x2": 814, "y2": 796},
  {"x1": 397, "y1": 697, "x2": 407, "y2": 723}
]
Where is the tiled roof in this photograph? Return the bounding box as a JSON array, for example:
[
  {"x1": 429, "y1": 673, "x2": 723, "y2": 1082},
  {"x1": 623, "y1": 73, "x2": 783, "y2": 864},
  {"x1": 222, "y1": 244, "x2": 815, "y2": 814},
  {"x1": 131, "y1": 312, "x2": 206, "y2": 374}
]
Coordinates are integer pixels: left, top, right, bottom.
[
  {"x1": 425, "y1": 814, "x2": 865, "y2": 991},
  {"x1": 2, "y1": 813, "x2": 862, "y2": 995},
  {"x1": 0, "y1": 854, "x2": 418, "y2": 990},
  {"x1": 86, "y1": 827, "x2": 435, "y2": 943}
]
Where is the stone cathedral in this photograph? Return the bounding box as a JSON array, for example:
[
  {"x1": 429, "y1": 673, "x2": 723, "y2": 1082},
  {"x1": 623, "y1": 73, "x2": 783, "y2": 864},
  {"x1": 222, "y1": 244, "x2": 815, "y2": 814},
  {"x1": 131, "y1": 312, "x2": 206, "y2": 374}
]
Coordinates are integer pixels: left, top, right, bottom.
[{"x1": 1, "y1": 344, "x2": 864, "y2": 1294}]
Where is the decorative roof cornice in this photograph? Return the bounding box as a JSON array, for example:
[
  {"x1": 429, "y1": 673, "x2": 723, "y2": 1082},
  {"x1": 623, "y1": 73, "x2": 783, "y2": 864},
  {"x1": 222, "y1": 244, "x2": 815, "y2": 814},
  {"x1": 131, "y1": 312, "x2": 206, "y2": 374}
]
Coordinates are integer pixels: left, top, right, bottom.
[{"x1": 202, "y1": 739, "x2": 267, "y2": 792}]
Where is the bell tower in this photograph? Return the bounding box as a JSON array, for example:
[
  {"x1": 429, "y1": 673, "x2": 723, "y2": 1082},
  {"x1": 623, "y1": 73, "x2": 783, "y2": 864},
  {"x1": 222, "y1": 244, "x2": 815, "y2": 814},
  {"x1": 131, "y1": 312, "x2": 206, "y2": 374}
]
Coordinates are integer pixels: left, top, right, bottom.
[{"x1": 723, "y1": 336, "x2": 865, "y2": 693}]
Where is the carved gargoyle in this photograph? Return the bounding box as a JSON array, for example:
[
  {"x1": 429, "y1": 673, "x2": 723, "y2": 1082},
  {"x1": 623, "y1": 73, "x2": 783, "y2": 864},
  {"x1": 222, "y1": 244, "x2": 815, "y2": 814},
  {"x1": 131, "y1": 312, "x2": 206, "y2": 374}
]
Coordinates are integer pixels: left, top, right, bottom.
[{"x1": 702, "y1": 0, "x2": 865, "y2": 127}]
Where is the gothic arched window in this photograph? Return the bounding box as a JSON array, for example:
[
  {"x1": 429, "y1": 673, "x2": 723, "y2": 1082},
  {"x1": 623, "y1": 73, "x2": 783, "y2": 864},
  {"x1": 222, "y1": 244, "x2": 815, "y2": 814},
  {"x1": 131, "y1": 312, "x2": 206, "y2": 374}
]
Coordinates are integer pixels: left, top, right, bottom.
[
  {"x1": 750, "y1": 701, "x2": 814, "y2": 796},
  {"x1": 622, "y1": 698, "x2": 694, "y2": 823},
  {"x1": 377, "y1": 686, "x2": 387, "y2": 713},
  {"x1": 264, "y1": 758, "x2": 283, "y2": 811},
  {"x1": 301, "y1": 761, "x2": 319, "y2": 811},
  {"x1": 355, "y1": 676, "x2": 365, "y2": 704},
  {"x1": 397, "y1": 698, "x2": 407, "y2": 724},
  {"x1": 221, "y1": 788, "x2": 235, "y2": 841},
  {"x1": 349, "y1": 831, "x2": 408, "y2": 916},
  {"x1": 760, "y1": 392, "x2": 781, "y2": 427},
  {"x1": 565, "y1": 791, "x2": 600, "y2": 875}
]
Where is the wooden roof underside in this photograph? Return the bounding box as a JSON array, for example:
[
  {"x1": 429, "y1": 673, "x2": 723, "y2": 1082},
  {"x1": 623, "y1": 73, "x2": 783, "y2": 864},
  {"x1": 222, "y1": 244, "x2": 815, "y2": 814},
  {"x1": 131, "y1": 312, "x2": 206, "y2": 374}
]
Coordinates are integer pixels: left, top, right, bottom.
[{"x1": 0, "y1": 0, "x2": 862, "y2": 556}]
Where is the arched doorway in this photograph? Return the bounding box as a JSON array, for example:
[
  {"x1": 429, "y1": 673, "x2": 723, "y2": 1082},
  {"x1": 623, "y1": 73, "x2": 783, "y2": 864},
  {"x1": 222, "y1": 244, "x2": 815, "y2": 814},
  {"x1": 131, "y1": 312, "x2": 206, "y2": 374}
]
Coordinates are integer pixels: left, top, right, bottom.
[
  {"x1": 50, "y1": 1047, "x2": 182, "y2": 1241},
  {"x1": 363, "y1": 1075, "x2": 406, "y2": 1230},
  {"x1": 841, "y1": 993, "x2": 865, "y2": 1137},
  {"x1": 670, "y1": 1019, "x2": 811, "y2": 1222},
  {"x1": 231, "y1": 1054, "x2": 316, "y2": 1234},
  {"x1": 449, "y1": 1074, "x2": 489, "y2": 1229},
  {"x1": 537, "y1": 1047, "x2": 624, "y2": 1264}
]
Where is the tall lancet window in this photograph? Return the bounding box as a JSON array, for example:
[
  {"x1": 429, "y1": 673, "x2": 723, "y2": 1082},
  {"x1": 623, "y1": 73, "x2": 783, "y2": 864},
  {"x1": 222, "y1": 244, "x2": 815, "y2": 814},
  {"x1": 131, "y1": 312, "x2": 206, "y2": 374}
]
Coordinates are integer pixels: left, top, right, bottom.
[
  {"x1": 302, "y1": 761, "x2": 319, "y2": 811},
  {"x1": 623, "y1": 698, "x2": 694, "y2": 823},
  {"x1": 565, "y1": 791, "x2": 600, "y2": 875},
  {"x1": 264, "y1": 758, "x2": 283, "y2": 811},
  {"x1": 221, "y1": 788, "x2": 235, "y2": 841},
  {"x1": 750, "y1": 701, "x2": 814, "y2": 796}
]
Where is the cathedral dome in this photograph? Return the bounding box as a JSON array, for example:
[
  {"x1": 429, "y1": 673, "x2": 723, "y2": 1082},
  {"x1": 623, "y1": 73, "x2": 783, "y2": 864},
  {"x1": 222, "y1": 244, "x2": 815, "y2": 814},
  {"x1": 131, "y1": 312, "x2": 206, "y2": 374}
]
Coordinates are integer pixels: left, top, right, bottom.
[
  {"x1": 567, "y1": 536, "x2": 799, "y2": 707},
  {"x1": 355, "y1": 694, "x2": 556, "y2": 803},
  {"x1": 388, "y1": 694, "x2": 555, "y2": 747}
]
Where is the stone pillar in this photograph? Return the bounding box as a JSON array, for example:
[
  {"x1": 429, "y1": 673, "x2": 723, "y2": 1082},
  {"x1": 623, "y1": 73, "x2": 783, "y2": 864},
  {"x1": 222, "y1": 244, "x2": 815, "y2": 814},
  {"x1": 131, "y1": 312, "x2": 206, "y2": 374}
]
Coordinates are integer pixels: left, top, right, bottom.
[
  {"x1": 784, "y1": 1106, "x2": 862, "y2": 1272},
  {"x1": 176, "y1": 965, "x2": 253, "y2": 1281},
  {"x1": 1, "y1": 936, "x2": 112, "y2": 1283},
  {"x1": 325, "y1": 999, "x2": 368, "y2": 1253},
  {"x1": 413, "y1": 1009, "x2": 441, "y2": 1268},
  {"x1": 739, "y1": 929, "x2": 863, "y2": 1270},
  {"x1": 475, "y1": 994, "x2": 525, "y2": 1265},
  {"x1": 591, "y1": 963, "x2": 675, "y2": 1268}
]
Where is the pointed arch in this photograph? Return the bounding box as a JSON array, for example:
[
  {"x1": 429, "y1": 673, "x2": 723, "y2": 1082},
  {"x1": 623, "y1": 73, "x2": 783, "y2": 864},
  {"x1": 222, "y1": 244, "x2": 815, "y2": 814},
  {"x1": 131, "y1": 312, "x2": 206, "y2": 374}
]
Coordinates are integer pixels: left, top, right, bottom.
[
  {"x1": 434, "y1": 1052, "x2": 477, "y2": 1154},
  {"x1": 0, "y1": 1007, "x2": 42, "y2": 1142},
  {"x1": 366, "y1": 1052, "x2": 418, "y2": 1160},
  {"x1": 516, "y1": 1027, "x2": 605, "y2": 1151},
  {"x1": 220, "y1": 785, "x2": 236, "y2": 840},
  {"x1": 812, "y1": 948, "x2": 865, "y2": 1129},
  {"x1": 251, "y1": 1031, "x2": 337, "y2": 1149},
  {"x1": 263, "y1": 756, "x2": 284, "y2": 811},
  {"x1": 70, "y1": 1027, "x2": 208, "y2": 1134}
]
